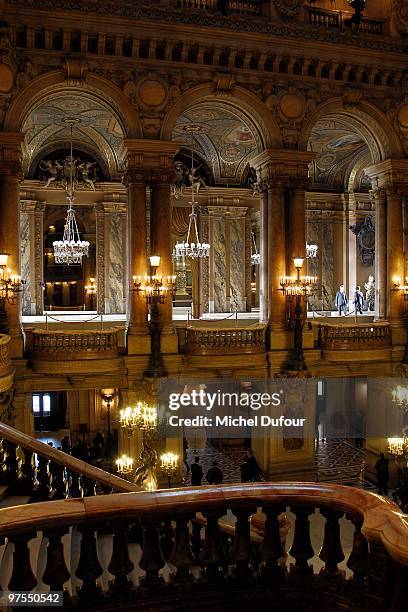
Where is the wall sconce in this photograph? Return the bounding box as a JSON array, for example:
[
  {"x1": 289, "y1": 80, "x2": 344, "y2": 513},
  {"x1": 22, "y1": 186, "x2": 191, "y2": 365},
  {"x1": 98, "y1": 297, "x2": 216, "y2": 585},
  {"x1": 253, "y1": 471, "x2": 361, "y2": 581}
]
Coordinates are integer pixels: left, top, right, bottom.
[
  {"x1": 393, "y1": 278, "x2": 408, "y2": 301},
  {"x1": 0, "y1": 251, "x2": 25, "y2": 306},
  {"x1": 85, "y1": 277, "x2": 97, "y2": 310},
  {"x1": 101, "y1": 391, "x2": 115, "y2": 435},
  {"x1": 132, "y1": 255, "x2": 176, "y2": 304}
]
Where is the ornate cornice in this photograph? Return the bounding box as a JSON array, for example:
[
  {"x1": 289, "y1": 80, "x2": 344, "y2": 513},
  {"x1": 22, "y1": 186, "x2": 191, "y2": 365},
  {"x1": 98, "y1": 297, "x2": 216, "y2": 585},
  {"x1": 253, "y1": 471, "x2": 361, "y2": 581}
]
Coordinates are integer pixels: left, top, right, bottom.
[{"x1": 4, "y1": 0, "x2": 408, "y2": 55}]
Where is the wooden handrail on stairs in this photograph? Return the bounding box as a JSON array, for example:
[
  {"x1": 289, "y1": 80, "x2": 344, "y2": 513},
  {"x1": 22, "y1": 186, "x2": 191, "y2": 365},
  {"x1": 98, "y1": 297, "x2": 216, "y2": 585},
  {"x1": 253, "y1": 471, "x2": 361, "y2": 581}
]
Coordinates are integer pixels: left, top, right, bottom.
[{"x1": 0, "y1": 422, "x2": 139, "y2": 499}]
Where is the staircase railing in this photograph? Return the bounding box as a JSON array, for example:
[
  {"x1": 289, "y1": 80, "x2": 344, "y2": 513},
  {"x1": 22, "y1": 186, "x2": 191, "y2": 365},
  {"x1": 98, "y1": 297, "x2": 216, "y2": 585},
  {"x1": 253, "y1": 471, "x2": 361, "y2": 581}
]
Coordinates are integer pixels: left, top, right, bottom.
[
  {"x1": 0, "y1": 422, "x2": 139, "y2": 500},
  {"x1": 0, "y1": 483, "x2": 406, "y2": 609}
]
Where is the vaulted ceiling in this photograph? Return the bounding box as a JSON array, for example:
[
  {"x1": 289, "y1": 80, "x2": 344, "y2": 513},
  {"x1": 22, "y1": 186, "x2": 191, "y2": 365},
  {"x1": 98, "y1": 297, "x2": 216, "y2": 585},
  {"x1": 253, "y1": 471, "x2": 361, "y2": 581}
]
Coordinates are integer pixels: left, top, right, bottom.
[
  {"x1": 172, "y1": 102, "x2": 262, "y2": 186},
  {"x1": 22, "y1": 92, "x2": 126, "y2": 180},
  {"x1": 308, "y1": 117, "x2": 372, "y2": 192}
]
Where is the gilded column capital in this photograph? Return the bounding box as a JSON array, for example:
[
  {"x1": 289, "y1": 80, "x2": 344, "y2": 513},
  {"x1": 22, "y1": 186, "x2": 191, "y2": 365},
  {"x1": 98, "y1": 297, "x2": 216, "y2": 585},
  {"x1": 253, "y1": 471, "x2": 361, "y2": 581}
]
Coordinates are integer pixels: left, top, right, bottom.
[{"x1": 250, "y1": 149, "x2": 315, "y2": 189}]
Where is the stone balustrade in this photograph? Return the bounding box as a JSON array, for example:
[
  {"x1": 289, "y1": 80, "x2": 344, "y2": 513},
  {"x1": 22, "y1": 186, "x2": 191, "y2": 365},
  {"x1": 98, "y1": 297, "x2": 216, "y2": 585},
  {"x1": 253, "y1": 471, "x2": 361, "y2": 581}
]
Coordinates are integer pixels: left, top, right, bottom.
[
  {"x1": 185, "y1": 324, "x2": 266, "y2": 354},
  {"x1": 0, "y1": 483, "x2": 406, "y2": 609},
  {"x1": 318, "y1": 322, "x2": 391, "y2": 350},
  {"x1": 307, "y1": 7, "x2": 384, "y2": 35},
  {"x1": 176, "y1": 0, "x2": 263, "y2": 15},
  {"x1": 24, "y1": 328, "x2": 119, "y2": 360},
  {"x1": 0, "y1": 421, "x2": 139, "y2": 501}
]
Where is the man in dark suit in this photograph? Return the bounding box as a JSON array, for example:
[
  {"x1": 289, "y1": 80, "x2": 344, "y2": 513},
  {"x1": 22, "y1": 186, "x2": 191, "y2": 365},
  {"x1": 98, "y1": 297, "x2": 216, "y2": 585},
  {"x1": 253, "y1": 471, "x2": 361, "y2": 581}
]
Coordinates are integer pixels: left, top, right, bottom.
[
  {"x1": 335, "y1": 285, "x2": 348, "y2": 316},
  {"x1": 190, "y1": 455, "x2": 203, "y2": 486}
]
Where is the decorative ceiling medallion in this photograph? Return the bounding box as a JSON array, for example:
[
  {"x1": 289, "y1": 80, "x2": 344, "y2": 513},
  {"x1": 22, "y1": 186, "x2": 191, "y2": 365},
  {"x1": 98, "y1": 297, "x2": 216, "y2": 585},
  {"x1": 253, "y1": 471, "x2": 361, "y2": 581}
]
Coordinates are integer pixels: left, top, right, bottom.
[
  {"x1": 273, "y1": 0, "x2": 303, "y2": 18},
  {"x1": 0, "y1": 64, "x2": 14, "y2": 93},
  {"x1": 138, "y1": 79, "x2": 167, "y2": 107},
  {"x1": 397, "y1": 105, "x2": 408, "y2": 129},
  {"x1": 279, "y1": 93, "x2": 304, "y2": 120}
]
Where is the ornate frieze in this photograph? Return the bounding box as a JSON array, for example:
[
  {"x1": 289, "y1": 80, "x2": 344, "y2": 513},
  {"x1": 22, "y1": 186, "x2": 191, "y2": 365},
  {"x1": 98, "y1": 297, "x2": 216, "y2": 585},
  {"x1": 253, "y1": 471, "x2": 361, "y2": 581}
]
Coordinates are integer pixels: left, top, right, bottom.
[{"x1": 273, "y1": 0, "x2": 303, "y2": 19}]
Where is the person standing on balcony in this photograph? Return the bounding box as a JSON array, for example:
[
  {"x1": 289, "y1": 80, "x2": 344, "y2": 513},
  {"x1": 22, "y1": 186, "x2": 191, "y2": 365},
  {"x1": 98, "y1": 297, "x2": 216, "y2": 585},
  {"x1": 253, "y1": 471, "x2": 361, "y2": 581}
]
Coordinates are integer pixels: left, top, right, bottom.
[
  {"x1": 353, "y1": 286, "x2": 364, "y2": 315},
  {"x1": 335, "y1": 285, "x2": 348, "y2": 316},
  {"x1": 206, "y1": 461, "x2": 223, "y2": 484},
  {"x1": 375, "y1": 453, "x2": 389, "y2": 496},
  {"x1": 191, "y1": 455, "x2": 203, "y2": 486}
]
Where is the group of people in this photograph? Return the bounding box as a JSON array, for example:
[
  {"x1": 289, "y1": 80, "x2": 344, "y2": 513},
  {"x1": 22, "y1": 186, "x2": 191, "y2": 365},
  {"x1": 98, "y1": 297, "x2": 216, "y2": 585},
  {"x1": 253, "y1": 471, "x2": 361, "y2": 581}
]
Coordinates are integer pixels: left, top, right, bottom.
[
  {"x1": 186, "y1": 448, "x2": 263, "y2": 486},
  {"x1": 335, "y1": 276, "x2": 375, "y2": 316},
  {"x1": 60, "y1": 430, "x2": 118, "y2": 465}
]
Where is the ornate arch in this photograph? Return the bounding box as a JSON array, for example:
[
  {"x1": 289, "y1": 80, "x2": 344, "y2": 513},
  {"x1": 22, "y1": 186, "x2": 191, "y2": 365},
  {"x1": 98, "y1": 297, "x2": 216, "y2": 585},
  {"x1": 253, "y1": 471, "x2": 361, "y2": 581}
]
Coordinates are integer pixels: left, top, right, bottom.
[
  {"x1": 299, "y1": 97, "x2": 403, "y2": 161},
  {"x1": 161, "y1": 83, "x2": 282, "y2": 150},
  {"x1": 4, "y1": 70, "x2": 142, "y2": 138}
]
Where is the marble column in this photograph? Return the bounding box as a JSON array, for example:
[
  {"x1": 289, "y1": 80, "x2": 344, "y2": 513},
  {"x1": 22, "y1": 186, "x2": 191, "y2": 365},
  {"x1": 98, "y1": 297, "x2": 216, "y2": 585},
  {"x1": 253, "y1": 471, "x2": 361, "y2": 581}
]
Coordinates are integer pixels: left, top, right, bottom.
[
  {"x1": 94, "y1": 203, "x2": 106, "y2": 314},
  {"x1": 386, "y1": 186, "x2": 404, "y2": 324},
  {"x1": 287, "y1": 187, "x2": 306, "y2": 276},
  {"x1": 366, "y1": 160, "x2": 408, "y2": 328},
  {"x1": 0, "y1": 133, "x2": 24, "y2": 357},
  {"x1": 259, "y1": 189, "x2": 268, "y2": 322},
  {"x1": 124, "y1": 139, "x2": 178, "y2": 354},
  {"x1": 151, "y1": 173, "x2": 174, "y2": 334},
  {"x1": 126, "y1": 173, "x2": 148, "y2": 339},
  {"x1": 268, "y1": 185, "x2": 286, "y2": 330},
  {"x1": 373, "y1": 188, "x2": 387, "y2": 319},
  {"x1": 20, "y1": 200, "x2": 36, "y2": 316}
]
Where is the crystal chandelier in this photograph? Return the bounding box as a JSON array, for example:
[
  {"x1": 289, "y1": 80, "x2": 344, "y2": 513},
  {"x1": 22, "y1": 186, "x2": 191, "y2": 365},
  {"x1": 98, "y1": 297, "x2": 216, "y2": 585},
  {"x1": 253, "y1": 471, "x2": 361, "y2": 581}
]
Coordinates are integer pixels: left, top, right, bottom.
[
  {"x1": 392, "y1": 385, "x2": 408, "y2": 411},
  {"x1": 53, "y1": 120, "x2": 89, "y2": 265},
  {"x1": 173, "y1": 126, "x2": 210, "y2": 260},
  {"x1": 251, "y1": 232, "x2": 260, "y2": 265},
  {"x1": 119, "y1": 402, "x2": 158, "y2": 436},
  {"x1": 306, "y1": 243, "x2": 318, "y2": 259}
]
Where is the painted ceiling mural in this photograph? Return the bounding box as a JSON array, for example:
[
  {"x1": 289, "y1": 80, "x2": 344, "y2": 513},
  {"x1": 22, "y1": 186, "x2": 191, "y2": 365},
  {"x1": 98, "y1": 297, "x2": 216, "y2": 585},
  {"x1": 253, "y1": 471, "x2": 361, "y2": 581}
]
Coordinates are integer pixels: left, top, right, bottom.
[
  {"x1": 22, "y1": 93, "x2": 125, "y2": 179},
  {"x1": 308, "y1": 117, "x2": 371, "y2": 192},
  {"x1": 172, "y1": 103, "x2": 261, "y2": 186}
]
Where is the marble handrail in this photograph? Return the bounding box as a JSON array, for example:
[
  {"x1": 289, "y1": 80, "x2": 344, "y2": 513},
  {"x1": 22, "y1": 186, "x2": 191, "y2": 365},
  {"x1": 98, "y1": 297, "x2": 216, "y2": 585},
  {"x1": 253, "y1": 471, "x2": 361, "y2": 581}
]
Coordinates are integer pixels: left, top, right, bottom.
[
  {"x1": 0, "y1": 421, "x2": 139, "y2": 493},
  {"x1": 307, "y1": 7, "x2": 384, "y2": 35},
  {"x1": 0, "y1": 482, "x2": 406, "y2": 566}
]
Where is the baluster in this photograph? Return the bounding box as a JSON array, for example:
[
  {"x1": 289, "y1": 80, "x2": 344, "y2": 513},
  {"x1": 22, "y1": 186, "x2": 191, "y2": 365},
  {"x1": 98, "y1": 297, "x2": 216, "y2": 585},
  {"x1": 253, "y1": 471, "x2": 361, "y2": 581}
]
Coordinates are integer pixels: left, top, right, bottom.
[
  {"x1": 346, "y1": 514, "x2": 368, "y2": 586},
  {"x1": 50, "y1": 461, "x2": 68, "y2": 499},
  {"x1": 160, "y1": 517, "x2": 174, "y2": 560},
  {"x1": 18, "y1": 447, "x2": 36, "y2": 495},
  {"x1": 69, "y1": 471, "x2": 83, "y2": 498},
  {"x1": 289, "y1": 506, "x2": 315, "y2": 576},
  {"x1": 75, "y1": 525, "x2": 104, "y2": 601},
  {"x1": 319, "y1": 509, "x2": 345, "y2": 576},
  {"x1": 82, "y1": 476, "x2": 96, "y2": 497},
  {"x1": 259, "y1": 506, "x2": 286, "y2": 581},
  {"x1": 1, "y1": 439, "x2": 19, "y2": 488},
  {"x1": 139, "y1": 520, "x2": 165, "y2": 589},
  {"x1": 8, "y1": 532, "x2": 37, "y2": 592},
  {"x1": 169, "y1": 514, "x2": 195, "y2": 584},
  {"x1": 190, "y1": 519, "x2": 202, "y2": 561},
  {"x1": 32, "y1": 454, "x2": 52, "y2": 501},
  {"x1": 42, "y1": 528, "x2": 71, "y2": 600},
  {"x1": 128, "y1": 519, "x2": 143, "y2": 545},
  {"x1": 390, "y1": 562, "x2": 408, "y2": 612},
  {"x1": 230, "y1": 508, "x2": 256, "y2": 577},
  {"x1": 200, "y1": 511, "x2": 225, "y2": 580},
  {"x1": 108, "y1": 521, "x2": 134, "y2": 593},
  {"x1": 366, "y1": 540, "x2": 392, "y2": 608}
]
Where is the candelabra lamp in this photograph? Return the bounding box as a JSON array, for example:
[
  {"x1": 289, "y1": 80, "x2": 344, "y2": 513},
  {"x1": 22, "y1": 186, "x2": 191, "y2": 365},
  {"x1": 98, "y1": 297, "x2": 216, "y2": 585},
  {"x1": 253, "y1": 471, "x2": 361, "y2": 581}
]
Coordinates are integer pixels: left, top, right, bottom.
[
  {"x1": 160, "y1": 451, "x2": 179, "y2": 488},
  {"x1": 85, "y1": 277, "x2": 97, "y2": 310},
  {"x1": 119, "y1": 402, "x2": 159, "y2": 491},
  {"x1": 132, "y1": 255, "x2": 176, "y2": 378},
  {"x1": 279, "y1": 256, "x2": 318, "y2": 371},
  {"x1": 115, "y1": 454, "x2": 134, "y2": 479},
  {"x1": 0, "y1": 252, "x2": 25, "y2": 333}
]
